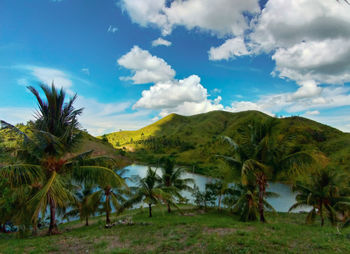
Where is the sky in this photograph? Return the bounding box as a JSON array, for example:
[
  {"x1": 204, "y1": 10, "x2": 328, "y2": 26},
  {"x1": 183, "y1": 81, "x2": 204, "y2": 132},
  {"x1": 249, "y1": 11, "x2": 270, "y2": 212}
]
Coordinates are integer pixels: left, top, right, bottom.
[{"x1": 1, "y1": 0, "x2": 350, "y2": 136}]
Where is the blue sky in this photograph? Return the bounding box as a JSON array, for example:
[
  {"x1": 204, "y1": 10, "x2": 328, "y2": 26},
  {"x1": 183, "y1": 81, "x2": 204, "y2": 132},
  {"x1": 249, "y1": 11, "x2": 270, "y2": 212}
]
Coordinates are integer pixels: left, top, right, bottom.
[{"x1": 1, "y1": 0, "x2": 350, "y2": 135}]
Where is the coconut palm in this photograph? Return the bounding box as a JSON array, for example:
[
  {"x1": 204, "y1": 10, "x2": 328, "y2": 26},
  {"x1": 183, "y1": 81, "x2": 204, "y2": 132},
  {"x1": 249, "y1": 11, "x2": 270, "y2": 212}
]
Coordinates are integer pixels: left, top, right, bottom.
[
  {"x1": 289, "y1": 168, "x2": 350, "y2": 226},
  {"x1": 0, "y1": 84, "x2": 124, "y2": 235},
  {"x1": 87, "y1": 168, "x2": 129, "y2": 225},
  {"x1": 220, "y1": 119, "x2": 315, "y2": 222},
  {"x1": 231, "y1": 178, "x2": 277, "y2": 222},
  {"x1": 63, "y1": 185, "x2": 99, "y2": 226},
  {"x1": 158, "y1": 158, "x2": 194, "y2": 213},
  {"x1": 218, "y1": 120, "x2": 276, "y2": 222},
  {"x1": 123, "y1": 167, "x2": 170, "y2": 217}
]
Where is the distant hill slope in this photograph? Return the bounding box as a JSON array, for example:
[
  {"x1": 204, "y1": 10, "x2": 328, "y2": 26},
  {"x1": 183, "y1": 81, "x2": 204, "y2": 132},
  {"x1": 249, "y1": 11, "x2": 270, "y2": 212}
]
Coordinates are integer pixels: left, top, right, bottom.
[
  {"x1": 0, "y1": 125, "x2": 130, "y2": 168},
  {"x1": 104, "y1": 110, "x2": 350, "y2": 178}
]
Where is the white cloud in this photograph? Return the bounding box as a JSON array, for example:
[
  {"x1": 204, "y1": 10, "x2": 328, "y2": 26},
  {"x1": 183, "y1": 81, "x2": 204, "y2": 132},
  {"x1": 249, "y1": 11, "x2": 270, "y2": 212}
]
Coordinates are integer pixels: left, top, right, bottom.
[
  {"x1": 81, "y1": 68, "x2": 90, "y2": 76},
  {"x1": 17, "y1": 78, "x2": 28, "y2": 87},
  {"x1": 23, "y1": 66, "x2": 73, "y2": 90},
  {"x1": 133, "y1": 75, "x2": 223, "y2": 116},
  {"x1": 305, "y1": 110, "x2": 320, "y2": 116},
  {"x1": 226, "y1": 101, "x2": 272, "y2": 115},
  {"x1": 117, "y1": 47, "x2": 224, "y2": 117},
  {"x1": 209, "y1": 37, "x2": 250, "y2": 61},
  {"x1": 152, "y1": 37, "x2": 172, "y2": 47},
  {"x1": 121, "y1": 0, "x2": 260, "y2": 36},
  {"x1": 76, "y1": 97, "x2": 152, "y2": 135},
  {"x1": 117, "y1": 46, "x2": 175, "y2": 84},
  {"x1": 0, "y1": 107, "x2": 34, "y2": 125},
  {"x1": 107, "y1": 25, "x2": 118, "y2": 33},
  {"x1": 227, "y1": 85, "x2": 350, "y2": 119}
]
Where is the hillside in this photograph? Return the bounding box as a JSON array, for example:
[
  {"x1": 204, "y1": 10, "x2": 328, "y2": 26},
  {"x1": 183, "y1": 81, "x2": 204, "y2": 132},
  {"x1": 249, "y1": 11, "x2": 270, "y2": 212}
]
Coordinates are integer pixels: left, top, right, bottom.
[
  {"x1": 104, "y1": 110, "x2": 350, "y2": 178},
  {"x1": 0, "y1": 125, "x2": 130, "y2": 168}
]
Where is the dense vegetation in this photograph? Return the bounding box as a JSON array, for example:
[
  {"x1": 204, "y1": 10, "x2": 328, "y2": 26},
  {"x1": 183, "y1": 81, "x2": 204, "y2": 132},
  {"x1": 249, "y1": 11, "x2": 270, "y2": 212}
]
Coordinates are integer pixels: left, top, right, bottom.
[{"x1": 103, "y1": 111, "x2": 350, "y2": 179}]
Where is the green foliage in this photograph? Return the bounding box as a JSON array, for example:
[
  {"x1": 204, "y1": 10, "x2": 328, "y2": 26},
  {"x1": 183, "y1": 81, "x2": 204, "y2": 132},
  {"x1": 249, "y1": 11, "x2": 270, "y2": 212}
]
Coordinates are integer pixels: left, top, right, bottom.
[
  {"x1": 103, "y1": 110, "x2": 350, "y2": 181},
  {"x1": 289, "y1": 168, "x2": 350, "y2": 226}
]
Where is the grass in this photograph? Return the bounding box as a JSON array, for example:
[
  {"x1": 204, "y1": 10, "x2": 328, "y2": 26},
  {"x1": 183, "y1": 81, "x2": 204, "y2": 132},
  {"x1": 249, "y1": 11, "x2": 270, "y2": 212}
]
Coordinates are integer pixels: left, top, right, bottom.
[{"x1": 1, "y1": 206, "x2": 350, "y2": 254}]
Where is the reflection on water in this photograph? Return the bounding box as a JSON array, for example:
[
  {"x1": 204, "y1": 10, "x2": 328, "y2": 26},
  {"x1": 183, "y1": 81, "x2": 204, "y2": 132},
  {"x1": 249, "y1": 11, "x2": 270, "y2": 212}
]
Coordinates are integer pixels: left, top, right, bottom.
[{"x1": 124, "y1": 164, "x2": 310, "y2": 213}]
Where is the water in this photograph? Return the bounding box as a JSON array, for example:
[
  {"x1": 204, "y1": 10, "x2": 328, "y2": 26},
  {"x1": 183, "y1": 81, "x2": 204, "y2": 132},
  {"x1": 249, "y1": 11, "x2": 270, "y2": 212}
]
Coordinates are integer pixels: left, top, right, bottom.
[{"x1": 124, "y1": 164, "x2": 310, "y2": 213}]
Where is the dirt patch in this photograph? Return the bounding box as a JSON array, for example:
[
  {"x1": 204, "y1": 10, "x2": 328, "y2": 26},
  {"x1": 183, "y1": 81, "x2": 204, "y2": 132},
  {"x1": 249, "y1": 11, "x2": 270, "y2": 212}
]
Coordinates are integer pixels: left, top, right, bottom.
[{"x1": 203, "y1": 227, "x2": 237, "y2": 236}]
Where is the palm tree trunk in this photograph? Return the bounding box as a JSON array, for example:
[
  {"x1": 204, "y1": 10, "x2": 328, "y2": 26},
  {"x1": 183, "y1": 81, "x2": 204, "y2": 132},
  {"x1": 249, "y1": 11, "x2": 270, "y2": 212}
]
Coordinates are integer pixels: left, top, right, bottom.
[
  {"x1": 320, "y1": 201, "x2": 324, "y2": 226},
  {"x1": 48, "y1": 195, "x2": 58, "y2": 235},
  {"x1": 32, "y1": 223, "x2": 38, "y2": 236},
  {"x1": 148, "y1": 203, "x2": 152, "y2": 217},
  {"x1": 167, "y1": 203, "x2": 171, "y2": 213},
  {"x1": 85, "y1": 217, "x2": 89, "y2": 226},
  {"x1": 105, "y1": 191, "x2": 111, "y2": 225},
  {"x1": 257, "y1": 174, "x2": 267, "y2": 223}
]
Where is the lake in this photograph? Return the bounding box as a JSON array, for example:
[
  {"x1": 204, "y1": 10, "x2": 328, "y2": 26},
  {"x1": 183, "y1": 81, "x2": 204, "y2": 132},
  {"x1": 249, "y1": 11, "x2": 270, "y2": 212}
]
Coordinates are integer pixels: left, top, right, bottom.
[{"x1": 123, "y1": 164, "x2": 309, "y2": 213}]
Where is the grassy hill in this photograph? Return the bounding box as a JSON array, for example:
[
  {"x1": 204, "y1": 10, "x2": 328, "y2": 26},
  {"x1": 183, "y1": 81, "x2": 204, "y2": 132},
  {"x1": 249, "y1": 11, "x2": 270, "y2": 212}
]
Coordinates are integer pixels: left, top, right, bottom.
[{"x1": 103, "y1": 110, "x2": 350, "y2": 178}]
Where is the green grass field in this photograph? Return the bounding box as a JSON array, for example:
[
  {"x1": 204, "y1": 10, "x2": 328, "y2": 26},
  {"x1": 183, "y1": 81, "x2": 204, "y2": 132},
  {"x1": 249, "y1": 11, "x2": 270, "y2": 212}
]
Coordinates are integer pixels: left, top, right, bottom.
[{"x1": 1, "y1": 206, "x2": 350, "y2": 254}]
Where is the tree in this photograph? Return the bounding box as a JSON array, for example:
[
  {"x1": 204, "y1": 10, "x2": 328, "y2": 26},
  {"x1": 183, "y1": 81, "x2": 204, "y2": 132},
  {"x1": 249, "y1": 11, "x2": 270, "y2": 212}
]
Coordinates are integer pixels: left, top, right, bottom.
[
  {"x1": 88, "y1": 168, "x2": 129, "y2": 225},
  {"x1": 123, "y1": 167, "x2": 169, "y2": 217},
  {"x1": 231, "y1": 180, "x2": 277, "y2": 222},
  {"x1": 158, "y1": 158, "x2": 194, "y2": 213},
  {"x1": 289, "y1": 168, "x2": 350, "y2": 226},
  {"x1": 219, "y1": 120, "x2": 276, "y2": 222},
  {"x1": 219, "y1": 119, "x2": 315, "y2": 222},
  {"x1": 0, "y1": 84, "x2": 124, "y2": 235},
  {"x1": 63, "y1": 185, "x2": 99, "y2": 226}
]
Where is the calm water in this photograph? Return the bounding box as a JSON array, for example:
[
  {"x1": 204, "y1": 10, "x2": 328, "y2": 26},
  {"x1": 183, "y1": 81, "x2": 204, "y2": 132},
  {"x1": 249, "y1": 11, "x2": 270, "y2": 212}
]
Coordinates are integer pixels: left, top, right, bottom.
[{"x1": 124, "y1": 164, "x2": 309, "y2": 213}]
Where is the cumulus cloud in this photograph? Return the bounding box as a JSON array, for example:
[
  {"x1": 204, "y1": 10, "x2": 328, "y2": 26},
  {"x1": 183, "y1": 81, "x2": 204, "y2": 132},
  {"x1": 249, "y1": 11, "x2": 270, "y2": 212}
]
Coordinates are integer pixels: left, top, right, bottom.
[
  {"x1": 152, "y1": 37, "x2": 172, "y2": 47},
  {"x1": 133, "y1": 75, "x2": 223, "y2": 115},
  {"x1": 209, "y1": 37, "x2": 250, "y2": 61},
  {"x1": 117, "y1": 46, "x2": 175, "y2": 84},
  {"x1": 117, "y1": 47, "x2": 224, "y2": 116},
  {"x1": 120, "y1": 0, "x2": 260, "y2": 36}
]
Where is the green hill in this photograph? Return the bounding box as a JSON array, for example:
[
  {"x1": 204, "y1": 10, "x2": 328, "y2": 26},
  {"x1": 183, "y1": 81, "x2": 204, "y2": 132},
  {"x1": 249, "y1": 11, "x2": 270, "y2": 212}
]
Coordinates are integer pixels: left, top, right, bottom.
[
  {"x1": 104, "y1": 110, "x2": 350, "y2": 177},
  {"x1": 0, "y1": 125, "x2": 130, "y2": 168}
]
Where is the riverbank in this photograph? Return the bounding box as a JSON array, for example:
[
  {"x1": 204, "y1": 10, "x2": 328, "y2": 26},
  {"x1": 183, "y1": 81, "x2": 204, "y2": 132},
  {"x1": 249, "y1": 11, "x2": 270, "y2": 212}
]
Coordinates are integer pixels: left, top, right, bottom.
[{"x1": 1, "y1": 206, "x2": 349, "y2": 253}]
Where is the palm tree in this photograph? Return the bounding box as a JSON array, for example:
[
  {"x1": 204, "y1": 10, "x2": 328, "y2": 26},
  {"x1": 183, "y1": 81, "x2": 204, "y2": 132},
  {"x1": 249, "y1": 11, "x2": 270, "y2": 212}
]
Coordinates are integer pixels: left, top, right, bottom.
[
  {"x1": 219, "y1": 120, "x2": 276, "y2": 222},
  {"x1": 0, "y1": 84, "x2": 124, "y2": 235},
  {"x1": 230, "y1": 178, "x2": 277, "y2": 222},
  {"x1": 88, "y1": 168, "x2": 129, "y2": 225},
  {"x1": 158, "y1": 158, "x2": 194, "y2": 213},
  {"x1": 123, "y1": 167, "x2": 169, "y2": 217},
  {"x1": 289, "y1": 169, "x2": 350, "y2": 226},
  {"x1": 220, "y1": 119, "x2": 315, "y2": 222},
  {"x1": 63, "y1": 185, "x2": 99, "y2": 226}
]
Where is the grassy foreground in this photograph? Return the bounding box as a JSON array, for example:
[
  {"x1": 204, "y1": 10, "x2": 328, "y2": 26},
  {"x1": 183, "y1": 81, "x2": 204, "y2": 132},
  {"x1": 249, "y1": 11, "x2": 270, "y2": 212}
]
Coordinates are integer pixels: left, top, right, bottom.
[{"x1": 1, "y1": 206, "x2": 350, "y2": 254}]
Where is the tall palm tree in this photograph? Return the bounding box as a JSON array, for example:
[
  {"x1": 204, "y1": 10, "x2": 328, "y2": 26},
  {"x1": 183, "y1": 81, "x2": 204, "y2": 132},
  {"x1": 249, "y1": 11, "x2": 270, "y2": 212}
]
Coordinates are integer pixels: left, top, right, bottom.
[
  {"x1": 0, "y1": 84, "x2": 124, "y2": 235},
  {"x1": 289, "y1": 169, "x2": 350, "y2": 226},
  {"x1": 220, "y1": 119, "x2": 315, "y2": 222},
  {"x1": 123, "y1": 167, "x2": 170, "y2": 217},
  {"x1": 219, "y1": 120, "x2": 276, "y2": 222},
  {"x1": 158, "y1": 158, "x2": 194, "y2": 213}
]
